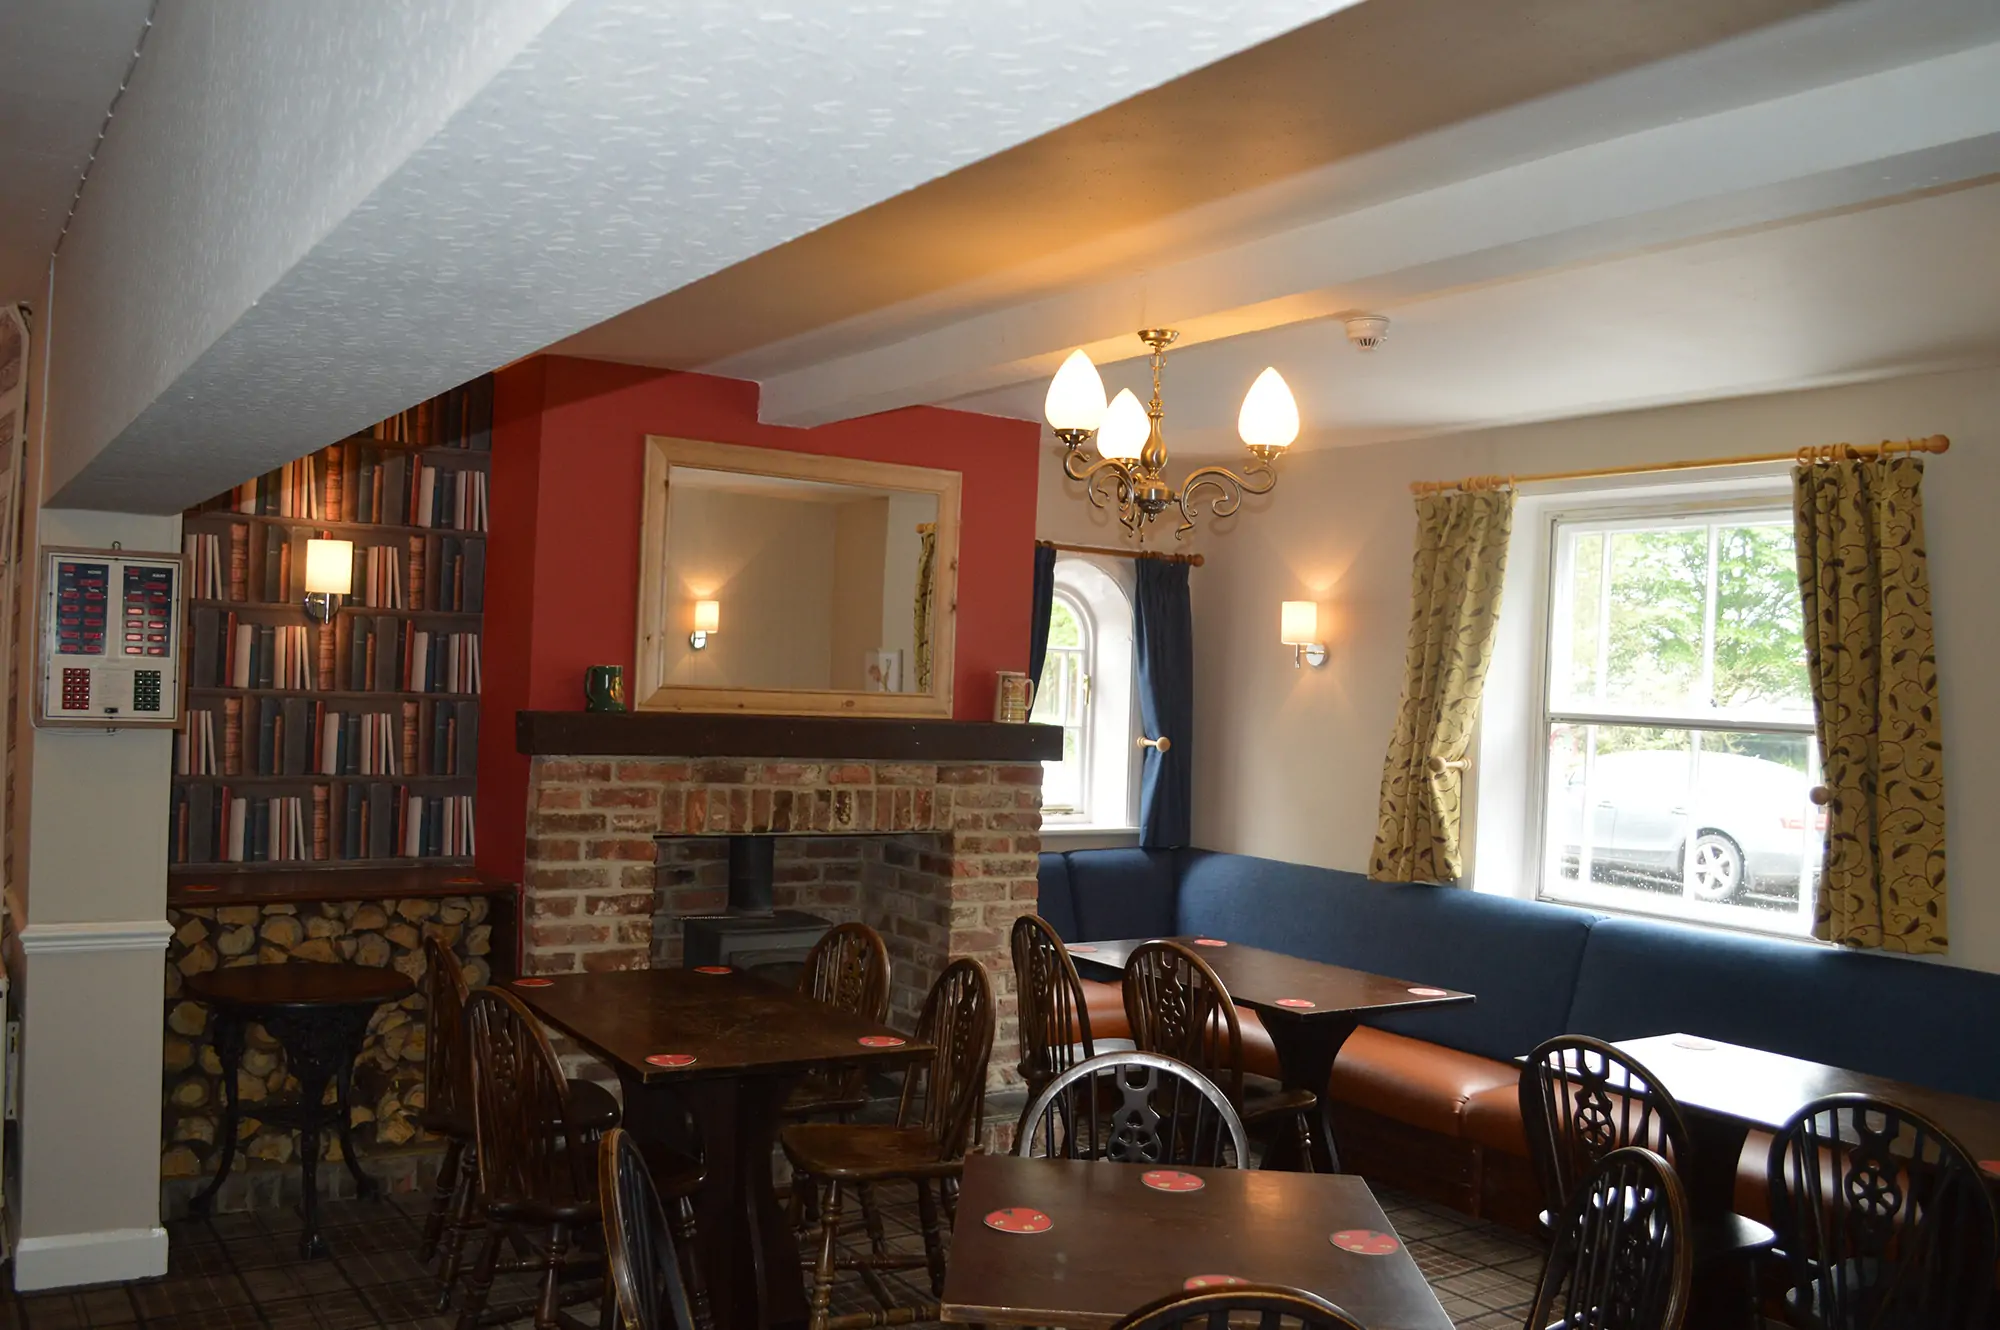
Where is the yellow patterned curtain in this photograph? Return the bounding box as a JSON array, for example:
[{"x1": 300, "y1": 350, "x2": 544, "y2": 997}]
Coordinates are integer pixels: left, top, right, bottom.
[
  {"x1": 1794, "y1": 455, "x2": 1946, "y2": 952},
  {"x1": 913, "y1": 523, "x2": 937, "y2": 692},
  {"x1": 1369, "y1": 489, "x2": 1514, "y2": 884}
]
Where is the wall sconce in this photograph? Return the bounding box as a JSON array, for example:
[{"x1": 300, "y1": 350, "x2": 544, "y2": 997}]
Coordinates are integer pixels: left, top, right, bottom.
[
  {"x1": 690, "y1": 599, "x2": 720, "y2": 650},
  {"x1": 302, "y1": 538, "x2": 354, "y2": 625},
  {"x1": 1281, "y1": 600, "x2": 1327, "y2": 668}
]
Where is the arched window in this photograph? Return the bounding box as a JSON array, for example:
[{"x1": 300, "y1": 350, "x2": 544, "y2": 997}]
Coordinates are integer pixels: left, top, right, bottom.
[{"x1": 1032, "y1": 557, "x2": 1137, "y2": 829}]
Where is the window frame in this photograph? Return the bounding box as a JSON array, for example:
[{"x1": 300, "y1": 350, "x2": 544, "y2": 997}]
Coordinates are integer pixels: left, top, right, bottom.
[
  {"x1": 1036, "y1": 555, "x2": 1141, "y2": 835},
  {"x1": 1036, "y1": 586, "x2": 1095, "y2": 818},
  {"x1": 1524, "y1": 490, "x2": 1820, "y2": 937}
]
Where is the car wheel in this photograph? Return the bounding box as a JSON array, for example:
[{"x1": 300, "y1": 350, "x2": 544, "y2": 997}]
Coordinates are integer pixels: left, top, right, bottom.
[{"x1": 1681, "y1": 831, "x2": 1745, "y2": 903}]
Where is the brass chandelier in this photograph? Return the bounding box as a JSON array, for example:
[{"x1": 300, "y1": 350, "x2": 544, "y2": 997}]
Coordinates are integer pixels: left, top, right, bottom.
[{"x1": 1044, "y1": 329, "x2": 1299, "y2": 539}]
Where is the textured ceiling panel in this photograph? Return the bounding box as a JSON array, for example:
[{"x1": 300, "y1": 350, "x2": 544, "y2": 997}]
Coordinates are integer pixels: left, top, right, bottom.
[
  {"x1": 47, "y1": 0, "x2": 1342, "y2": 511},
  {"x1": 0, "y1": 0, "x2": 155, "y2": 306}
]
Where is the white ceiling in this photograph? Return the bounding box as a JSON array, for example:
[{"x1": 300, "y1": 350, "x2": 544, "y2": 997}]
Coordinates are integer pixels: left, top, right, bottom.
[
  {"x1": 0, "y1": 0, "x2": 154, "y2": 306},
  {"x1": 548, "y1": 0, "x2": 2000, "y2": 452},
  {"x1": 945, "y1": 180, "x2": 2000, "y2": 452}
]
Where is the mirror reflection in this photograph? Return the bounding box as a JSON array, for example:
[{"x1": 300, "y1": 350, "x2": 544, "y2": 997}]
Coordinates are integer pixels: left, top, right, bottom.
[{"x1": 660, "y1": 467, "x2": 941, "y2": 693}]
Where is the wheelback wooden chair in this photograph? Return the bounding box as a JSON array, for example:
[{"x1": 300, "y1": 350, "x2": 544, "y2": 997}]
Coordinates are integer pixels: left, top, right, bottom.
[
  {"x1": 418, "y1": 938, "x2": 620, "y2": 1311},
  {"x1": 456, "y1": 988, "x2": 708, "y2": 1330},
  {"x1": 785, "y1": 922, "x2": 893, "y2": 1122},
  {"x1": 600, "y1": 1127, "x2": 699, "y2": 1330},
  {"x1": 780, "y1": 957, "x2": 996, "y2": 1330},
  {"x1": 1122, "y1": 940, "x2": 1318, "y2": 1169},
  {"x1": 1017, "y1": 1050, "x2": 1247, "y2": 1169},
  {"x1": 1766, "y1": 1093, "x2": 1999, "y2": 1330},
  {"x1": 1525, "y1": 1145, "x2": 1693, "y2": 1330},
  {"x1": 1010, "y1": 914, "x2": 1099, "y2": 1136}
]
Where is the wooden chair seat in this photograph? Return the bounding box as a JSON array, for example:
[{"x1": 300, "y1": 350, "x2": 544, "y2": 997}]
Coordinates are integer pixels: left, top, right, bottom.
[
  {"x1": 781, "y1": 1123, "x2": 961, "y2": 1183},
  {"x1": 1241, "y1": 1084, "x2": 1319, "y2": 1125}
]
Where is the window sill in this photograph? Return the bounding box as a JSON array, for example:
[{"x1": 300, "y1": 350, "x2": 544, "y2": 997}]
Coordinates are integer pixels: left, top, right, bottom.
[{"x1": 1039, "y1": 826, "x2": 1142, "y2": 851}]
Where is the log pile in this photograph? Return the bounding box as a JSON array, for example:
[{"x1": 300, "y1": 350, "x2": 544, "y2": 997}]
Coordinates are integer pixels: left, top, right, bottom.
[{"x1": 161, "y1": 896, "x2": 492, "y2": 1180}]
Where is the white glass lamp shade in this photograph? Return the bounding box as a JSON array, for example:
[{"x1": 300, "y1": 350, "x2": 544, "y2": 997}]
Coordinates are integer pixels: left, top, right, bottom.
[
  {"x1": 692, "y1": 599, "x2": 721, "y2": 634},
  {"x1": 1280, "y1": 600, "x2": 1319, "y2": 646},
  {"x1": 1044, "y1": 349, "x2": 1108, "y2": 432},
  {"x1": 1097, "y1": 388, "x2": 1149, "y2": 461},
  {"x1": 303, "y1": 539, "x2": 355, "y2": 595},
  {"x1": 1238, "y1": 366, "x2": 1300, "y2": 450}
]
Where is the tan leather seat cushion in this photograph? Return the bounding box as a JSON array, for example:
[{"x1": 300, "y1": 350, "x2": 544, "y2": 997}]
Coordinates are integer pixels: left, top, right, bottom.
[
  {"x1": 1330, "y1": 1028, "x2": 1520, "y2": 1139},
  {"x1": 1463, "y1": 1080, "x2": 1528, "y2": 1156},
  {"x1": 1081, "y1": 978, "x2": 1130, "y2": 1044}
]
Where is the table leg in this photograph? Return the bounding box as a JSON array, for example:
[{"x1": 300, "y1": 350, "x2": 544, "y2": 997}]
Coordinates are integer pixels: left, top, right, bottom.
[
  {"x1": 265, "y1": 1005, "x2": 379, "y2": 1260},
  {"x1": 1683, "y1": 1113, "x2": 1759, "y2": 1330},
  {"x1": 188, "y1": 1014, "x2": 248, "y2": 1216},
  {"x1": 624, "y1": 1071, "x2": 807, "y2": 1330},
  {"x1": 1258, "y1": 1011, "x2": 1358, "y2": 1173},
  {"x1": 334, "y1": 1058, "x2": 378, "y2": 1200}
]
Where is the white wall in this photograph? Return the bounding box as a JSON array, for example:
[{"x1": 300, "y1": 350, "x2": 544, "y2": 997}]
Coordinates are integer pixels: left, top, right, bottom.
[{"x1": 1035, "y1": 365, "x2": 2000, "y2": 970}]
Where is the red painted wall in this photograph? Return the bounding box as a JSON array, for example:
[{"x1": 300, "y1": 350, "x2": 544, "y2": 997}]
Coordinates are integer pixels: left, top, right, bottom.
[{"x1": 476, "y1": 355, "x2": 1041, "y2": 880}]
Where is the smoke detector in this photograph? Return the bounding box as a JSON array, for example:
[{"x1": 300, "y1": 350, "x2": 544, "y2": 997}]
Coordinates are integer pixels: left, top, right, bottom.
[{"x1": 1343, "y1": 314, "x2": 1390, "y2": 351}]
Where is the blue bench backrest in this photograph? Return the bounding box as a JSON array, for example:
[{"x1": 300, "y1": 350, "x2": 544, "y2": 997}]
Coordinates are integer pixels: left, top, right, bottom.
[{"x1": 1566, "y1": 916, "x2": 2000, "y2": 1101}]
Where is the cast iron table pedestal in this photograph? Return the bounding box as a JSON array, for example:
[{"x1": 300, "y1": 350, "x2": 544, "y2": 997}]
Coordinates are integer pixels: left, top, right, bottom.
[{"x1": 183, "y1": 962, "x2": 416, "y2": 1258}]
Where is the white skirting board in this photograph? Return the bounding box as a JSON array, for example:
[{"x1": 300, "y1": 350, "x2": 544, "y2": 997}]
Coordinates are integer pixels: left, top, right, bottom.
[{"x1": 13, "y1": 1226, "x2": 168, "y2": 1290}]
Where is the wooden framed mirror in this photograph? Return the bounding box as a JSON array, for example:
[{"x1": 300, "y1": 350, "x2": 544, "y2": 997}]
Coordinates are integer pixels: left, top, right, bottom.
[{"x1": 634, "y1": 437, "x2": 961, "y2": 716}]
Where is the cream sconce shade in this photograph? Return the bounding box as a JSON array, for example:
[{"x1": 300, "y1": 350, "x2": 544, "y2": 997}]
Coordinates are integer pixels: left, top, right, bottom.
[
  {"x1": 1281, "y1": 599, "x2": 1327, "y2": 668},
  {"x1": 302, "y1": 538, "x2": 353, "y2": 624},
  {"x1": 690, "y1": 599, "x2": 720, "y2": 650}
]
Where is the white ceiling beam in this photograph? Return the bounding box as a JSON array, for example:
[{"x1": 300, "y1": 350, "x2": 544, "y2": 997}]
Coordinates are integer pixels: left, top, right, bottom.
[
  {"x1": 45, "y1": 0, "x2": 1350, "y2": 512},
  {"x1": 749, "y1": 40, "x2": 2000, "y2": 427}
]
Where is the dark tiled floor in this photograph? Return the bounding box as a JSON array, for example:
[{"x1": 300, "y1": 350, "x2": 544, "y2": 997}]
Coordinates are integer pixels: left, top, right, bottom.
[{"x1": 0, "y1": 1182, "x2": 1542, "y2": 1329}]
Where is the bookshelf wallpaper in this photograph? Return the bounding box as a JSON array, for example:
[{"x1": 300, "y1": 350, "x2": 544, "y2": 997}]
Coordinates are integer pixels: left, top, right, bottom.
[{"x1": 171, "y1": 377, "x2": 491, "y2": 870}]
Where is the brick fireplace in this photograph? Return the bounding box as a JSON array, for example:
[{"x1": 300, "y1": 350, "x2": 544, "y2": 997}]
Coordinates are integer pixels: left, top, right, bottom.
[{"x1": 515, "y1": 713, "x2": 1059, "y2": 1085}]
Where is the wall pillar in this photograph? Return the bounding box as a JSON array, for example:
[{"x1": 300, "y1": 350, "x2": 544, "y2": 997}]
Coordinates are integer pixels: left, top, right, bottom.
[{"x1": 12, "y1": 509, "x2": 179, "y2": 1290}]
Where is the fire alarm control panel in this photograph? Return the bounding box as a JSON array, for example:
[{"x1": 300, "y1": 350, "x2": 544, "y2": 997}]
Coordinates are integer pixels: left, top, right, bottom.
[{"x1": 36, "y1": 546, "x2": 185, "y2": 728}]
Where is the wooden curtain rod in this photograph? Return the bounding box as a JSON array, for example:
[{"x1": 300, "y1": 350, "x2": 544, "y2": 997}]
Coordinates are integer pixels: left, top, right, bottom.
[
  {"x1": 1410, "y1": 434, "x2": 1950, "y2": 496},
  {"x1": 1037, "y1": 539, "x2": 1204, "y2": 567}
]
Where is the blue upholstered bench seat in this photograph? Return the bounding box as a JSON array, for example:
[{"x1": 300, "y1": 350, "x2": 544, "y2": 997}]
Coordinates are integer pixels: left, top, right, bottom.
[{"x1": 1038, "y1": 846, "x2": 2000, "y2": 1129}]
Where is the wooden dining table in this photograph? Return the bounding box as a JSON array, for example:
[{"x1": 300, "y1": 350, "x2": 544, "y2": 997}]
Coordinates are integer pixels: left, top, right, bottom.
[
  {"x1": 1614, "y1": 1032, "x2": 2000, "y2": 1220},
  {"x1": 510, "y1": 967, "x2": 929, "y2": 1330},
  {"x1": 941, "y1": 1153, "x2": 1453, "y2": 1328},
  {"x1": 1071, "y1": 937, "x2": 1473, "y2": 1170}
]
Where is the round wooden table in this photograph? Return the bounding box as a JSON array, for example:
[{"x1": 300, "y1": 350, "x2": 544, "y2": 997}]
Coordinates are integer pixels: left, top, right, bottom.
[{"x1": 183, "y1": 962, "x2": 415, "y2": 1257}]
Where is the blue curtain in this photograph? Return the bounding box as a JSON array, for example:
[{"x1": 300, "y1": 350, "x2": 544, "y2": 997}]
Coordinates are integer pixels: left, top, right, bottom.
[
  {"x1": 1135, "y1": 557, "x2": 1193, "y2": 847},
  {"x1": 1028, "y1": 543, "x2": 1058, "y2": 693}
]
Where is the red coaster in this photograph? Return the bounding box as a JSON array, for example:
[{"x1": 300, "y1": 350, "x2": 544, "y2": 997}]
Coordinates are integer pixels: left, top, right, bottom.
[
  {"x1": 1407, "y1": 987, "x2": 1448, "y2": 997},
  {"x1": 1672, "y1": 1036, "x2": 1717, "y2": 1051},
  {"x1": 645, "y1": 1054, "x2": 697, "y2": 1068},
  {"x1": 1330, "y1": 1229, "x2": 1401, "y2": 1255},
  {"x1": 858, "y1": 1036, "x2": 907, "y2": 1048},
  {"x1": 445, "y1": 876, "x2": 482, "y2": 885},
  {"x1": 693, "y1": 966, "x2": 731, "y2": 974},
  {"x1": 181, "y1": 883, "x2": 220, "y2": 893},
  {"x1": 1192, "y1": 938, "x2": 1228, "y2": 947},
  {"x1": 512, "y1": 978, "x2": 554, "y2": 988},
  {"x1": 1275, "y1": 998, "x2": 1316, "y2": 1009},
  {"x1": 1142, "y1": 1170, "x2": 1205, "y2": 1193},
  {"x1": 1183, "y1": 1275, "x2": 1247, "y2": 1290},
  {"x1": 984, "y1": 1208, "x2": 1053, "y2": 1234},
  {"x1": 1067, "y1": 944, "x2": 1097, "y2": 953},
  {"x1": 1981, "y1": 1161, "x2": 2000, "y2": 1176}
]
